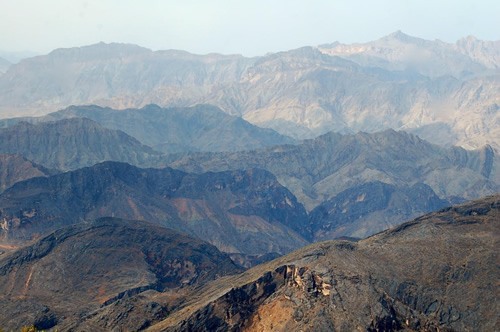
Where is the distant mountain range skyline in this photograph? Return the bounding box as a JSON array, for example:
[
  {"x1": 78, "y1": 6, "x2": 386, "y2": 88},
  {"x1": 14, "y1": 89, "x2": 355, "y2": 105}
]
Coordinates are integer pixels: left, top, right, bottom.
[{"x1": 1, "y1": 31, "x2": 498, "y2": 61}]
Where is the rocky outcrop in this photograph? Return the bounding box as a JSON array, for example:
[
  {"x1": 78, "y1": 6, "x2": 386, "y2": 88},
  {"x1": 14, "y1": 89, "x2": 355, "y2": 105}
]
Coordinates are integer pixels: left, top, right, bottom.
[{"x1": 152, "y1": 195, "x2": 499, "y2": 332}]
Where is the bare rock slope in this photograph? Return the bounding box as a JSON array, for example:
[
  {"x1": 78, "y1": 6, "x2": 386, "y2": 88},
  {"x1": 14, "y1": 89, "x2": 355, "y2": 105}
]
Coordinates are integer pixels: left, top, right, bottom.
[{"x1": 0, "y1": 218, "x2": 240, "y2": 331}]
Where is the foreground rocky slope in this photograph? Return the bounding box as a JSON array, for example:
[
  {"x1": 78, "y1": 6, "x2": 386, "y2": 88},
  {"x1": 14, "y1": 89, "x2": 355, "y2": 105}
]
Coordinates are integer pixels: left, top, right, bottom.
[
  {"x1": 0, "y1": 33, "x2": 498, "y2": 149},
  {"x1": 0, "y1": 218, "x2": 240, "y2": 330},
  {"x1": 0, "y1": 161, "x2": 308, "y2": 257},
  {"x1": 149, "y1": 195, "x2": 499, "y2": 332}
]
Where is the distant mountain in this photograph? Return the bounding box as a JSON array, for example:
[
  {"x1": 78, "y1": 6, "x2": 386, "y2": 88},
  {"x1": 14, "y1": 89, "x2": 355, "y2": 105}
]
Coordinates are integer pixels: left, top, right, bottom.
[
  {"x1": 0, "y1": 161, "x2": 309, "y2": 257},
  {"x1": 151, "y1": 195, "x2": 499, "y2": 332},
  {"x1": 0, "y1": 118, "x2": 160, "y2": 170},
  {"x1": 0, "y1": 104, "x2": 295, "y2": 153},
  {"x1": 0, "y1": 50, "x2": 39, "y2": 63},
  {"x1": 452, "y1": 36, "x2": 500, "y2": 69},
  {"x1": 0, "y1": 56, "x2": 10, "y2": 74},
  {"x1": 318, "y1": 31, "x2": 498, "y2": 78},
  {"x1": 0, "y1": 42, "x2": 253, "y2": 118},
  {"x1": 0, "y1": 37, "x2": 498, "y2": 149},
  {"x1": 166, "y1": 129, "x2": 498, "y2": 238},
  {"x1": 0, "y1": 154, "x2": 55, "y2": 193},
  {"x1": 0, "y1": 218, "x2": 240, "y2": 331},
  {"x1": 309, "y1": 181, "x2": 448, "y2": 239}
]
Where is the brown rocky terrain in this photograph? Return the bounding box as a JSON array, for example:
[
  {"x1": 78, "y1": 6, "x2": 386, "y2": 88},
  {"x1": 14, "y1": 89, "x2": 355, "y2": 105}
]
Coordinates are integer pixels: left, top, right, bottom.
[
  {"x1": 0, "y1": 161, "x2": 309, "y2": 258},
  {"x1": 0, "y1": 218, "x2": 240, "y2": 330},
  {"x1": 148, "y1": 194, "x2": 499, "y2": 332}
]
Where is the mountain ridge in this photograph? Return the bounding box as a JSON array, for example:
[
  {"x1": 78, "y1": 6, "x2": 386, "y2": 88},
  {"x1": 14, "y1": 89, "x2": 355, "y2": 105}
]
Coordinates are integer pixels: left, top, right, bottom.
[
  {"x1": 0, "y1": 117, "x2": 161, "y2": 170},
  {"x1": 164, "y1": 128, "x2": 498, "y2": 238},
  {"x1": 0, "y1": 104, "x2": 295, "y2": 153},
  {"x1": 0, "y1": 161, "x2": 309, "y2": 257}
]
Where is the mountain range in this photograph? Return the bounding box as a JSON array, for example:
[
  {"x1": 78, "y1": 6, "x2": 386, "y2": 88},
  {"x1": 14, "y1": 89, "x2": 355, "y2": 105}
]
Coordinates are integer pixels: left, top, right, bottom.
[
  {"x1": 318, "y1": 32, "x2": 500, "y2": 78},
  {"x1": 166, "y1": 129, "x2": 498, "y2": 238},
  {"x1": 0, "y1": 32, "x2": 498, "y2": 150},
  {"x1": 0, "y1": 113, "x2": 496, "y2": 239},
  {"x1": 0, "y1": 117, "x2": 160, "y2": 170},
  {"x1": 0, "y1": 31, "x2": 498, "y2": 331}
]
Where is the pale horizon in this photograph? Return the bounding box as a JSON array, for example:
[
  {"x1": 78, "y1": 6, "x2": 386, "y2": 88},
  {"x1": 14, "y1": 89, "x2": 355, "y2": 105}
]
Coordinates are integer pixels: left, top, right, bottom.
[{"x1": 1, "y1": 0, "x2": 499, "y2": 59}]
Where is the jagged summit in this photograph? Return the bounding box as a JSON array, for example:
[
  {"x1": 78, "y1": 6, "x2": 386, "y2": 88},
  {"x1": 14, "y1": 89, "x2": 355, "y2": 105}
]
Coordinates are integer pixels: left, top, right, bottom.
[{"x1": 382, "y1": 30, "x2": 425, "y2": 43}]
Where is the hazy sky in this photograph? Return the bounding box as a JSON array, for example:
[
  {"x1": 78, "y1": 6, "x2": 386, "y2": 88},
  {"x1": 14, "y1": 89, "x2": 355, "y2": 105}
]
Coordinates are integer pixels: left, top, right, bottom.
[{"x1": 1, "y1": 0, "x2": 499, "y2": 57}]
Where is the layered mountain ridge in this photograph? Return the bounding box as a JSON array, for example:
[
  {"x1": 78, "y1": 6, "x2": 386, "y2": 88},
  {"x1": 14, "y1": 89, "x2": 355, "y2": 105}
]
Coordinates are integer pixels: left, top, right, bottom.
[
  {"x1": 0, "y1": 33, "x2": 498, "y2": 149},
  {"x1": 0, "y1": 114, "x2": 496, "y2": 240},
  {"x1": 0, "y1": 154, "x2": 55, "y2": 193},
  {"x1": 0, "y1": 104, "x2": 295, "y2": 154}
]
